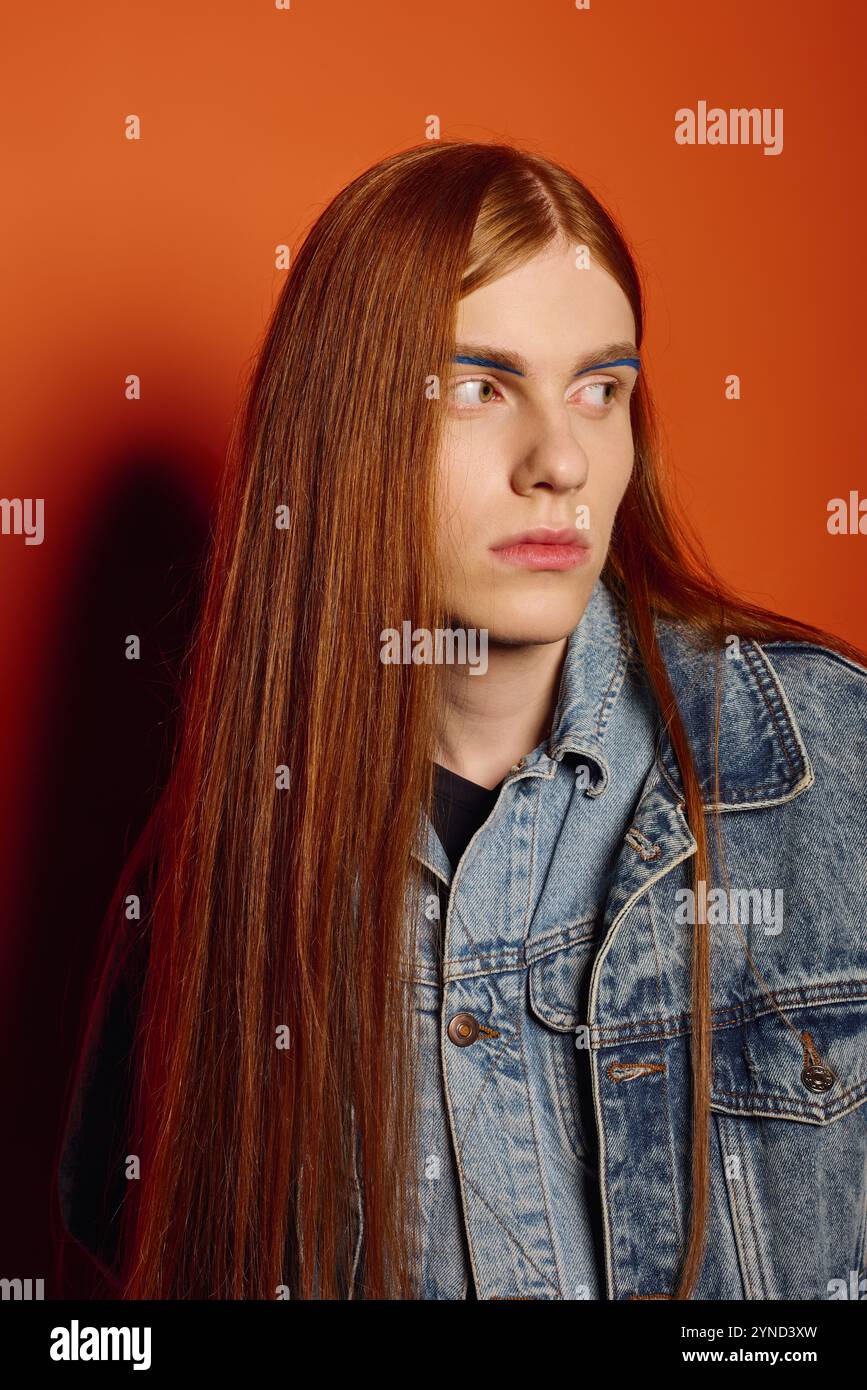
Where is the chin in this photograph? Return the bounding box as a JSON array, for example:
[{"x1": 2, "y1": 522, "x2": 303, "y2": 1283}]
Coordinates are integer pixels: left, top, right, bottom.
[
  {"x1": 485, "y1": 623, "x2": 578, "y2": 647},
  {"x1": 489, "y1": 582, "x2": 595, "y2": 643},
  {"x1": 476, "y1": 600, "x2": 589, "y2": 647},
  {"x1": 444, "y1": 572, "x2": 599, "y2": 647}
]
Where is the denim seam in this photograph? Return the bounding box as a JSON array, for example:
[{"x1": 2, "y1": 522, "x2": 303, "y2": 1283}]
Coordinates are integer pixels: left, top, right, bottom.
[
  {"x1": 525, "y1": 914, "x2": 598, "y2": 957},
  {"x1": 655, "y1": 751, "x2": 814, "y2": 808},
  {"x1": 525, "y1": 766, "x2": 543, "y2": 943},
  {"x1": 586, "y1": 830, "x2": 703, "y2": 1299},
  {"x1": 653, "y1": 636, "x2": 814, "y2": 805},
  {"x1": 453, "y1": 1005, "x2": 547, "y2": 1294},
  {"x1": 712, "y1": 1112, "x2": 754, "y2": 1298},
  {"x1": 855, "y1": 1153, "x2": 867, "y2": 1276},
  {"x1": 432, "y1": 918, "x2": 595, "y2": 979},
  {"x1": 647, "y1": 888, "x2": 684, "y2": 1256},
  {"x1": 711, "y1": 1077, "x2": 867, "y2": 1121},
  {"x1": 527, "y1": 932, "x2": 597, "y2": 1030},
  {"x1": 517, "y1": 968, "x2": 566, "y2": 1298},
  {"x1": 549, "y1": 1026, "x2": 588, "y2": 1159},
  {"x1": 715, "y1": 1113, "x2": 763, "y2": 1298},
  {"x1": 445, "y1": 947, "x2": 523, "y2": 972},
  {"x1": 739, "y1": 1130, "x2": 773, "y2": 1298},
  {"x1": 592, "y1": 598, "x2": 630, "y2": 745},
  {"x1": 589, "y1": 981, "x2": 867, "y2": 1043},
  {"x1": 549, "y1": 587, "x2": 630, "y2": 765},
  {"x1": 741, "y1": 642, "x2": 799, "y2": 775}
]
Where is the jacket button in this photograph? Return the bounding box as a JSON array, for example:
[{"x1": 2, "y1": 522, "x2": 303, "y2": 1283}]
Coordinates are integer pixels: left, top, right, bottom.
[
  {"x1": 447, "y1": 1012, "x2": 480, "y2": 1046},
  {"x1": 801, "y1": 1063, "x2": 835, "y2": 1093}
]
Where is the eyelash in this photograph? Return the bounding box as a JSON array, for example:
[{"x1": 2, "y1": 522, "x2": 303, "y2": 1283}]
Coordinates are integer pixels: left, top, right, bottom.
[{"x1": 449, "y1": 375, "x2": 627, "y2": 413}]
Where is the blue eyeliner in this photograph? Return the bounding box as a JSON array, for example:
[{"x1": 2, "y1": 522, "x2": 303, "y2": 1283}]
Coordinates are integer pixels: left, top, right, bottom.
[{"x1": 452, "y1": 354, "x2": 640, "y2": 377}]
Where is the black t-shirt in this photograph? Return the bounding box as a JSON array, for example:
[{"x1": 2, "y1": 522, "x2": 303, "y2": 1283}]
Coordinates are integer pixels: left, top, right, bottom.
[{"x1": 429, "y1": 762, "x2": 504, "y2": 873}]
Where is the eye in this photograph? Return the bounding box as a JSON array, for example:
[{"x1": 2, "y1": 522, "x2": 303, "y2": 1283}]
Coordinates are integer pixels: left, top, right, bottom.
[
  {"x1": 450, "y1": 377, "x2": 503, "y2": 409},
  {"x1": 572, "y1": 378, "x2": 625, "y2": 413}
]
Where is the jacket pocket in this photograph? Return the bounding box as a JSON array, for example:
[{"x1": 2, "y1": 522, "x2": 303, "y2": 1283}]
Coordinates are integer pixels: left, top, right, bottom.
[
  {"x1": 708, "y1": 993, "x2": 867, "y2": 1299},
  {"x1": 525, "y1": 926, "x2": 597, "y2": 1163}
]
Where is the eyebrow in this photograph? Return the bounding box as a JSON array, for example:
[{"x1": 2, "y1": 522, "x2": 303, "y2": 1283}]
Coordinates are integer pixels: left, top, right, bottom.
[{"x1": 451, "y1": 340, "x2": 640, "y2": 378}]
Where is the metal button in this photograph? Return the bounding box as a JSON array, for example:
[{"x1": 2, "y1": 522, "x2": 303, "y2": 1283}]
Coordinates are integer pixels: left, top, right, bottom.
[
  {"x1": 447, "y1": 1012, "x2": 480, "y2": 1046},
  {"x1": 801, "y1": 1062, "x2": 835, "y2": 1093}
]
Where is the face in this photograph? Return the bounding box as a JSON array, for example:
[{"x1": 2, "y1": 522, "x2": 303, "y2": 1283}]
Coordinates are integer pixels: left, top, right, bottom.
[{"x1": 436, "y1": 238, "x2": 638, "y2": 645}]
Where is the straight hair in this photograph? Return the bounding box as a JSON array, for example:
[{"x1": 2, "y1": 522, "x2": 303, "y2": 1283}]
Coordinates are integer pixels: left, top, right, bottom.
[{"x1": 102, "y1": 141, "x2": 864, "y2": 1299}]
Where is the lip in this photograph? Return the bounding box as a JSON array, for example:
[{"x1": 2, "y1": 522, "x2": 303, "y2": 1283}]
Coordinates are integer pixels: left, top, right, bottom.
[{"x1": 490, "y1": 526, "x2": 591, "y2": 571}]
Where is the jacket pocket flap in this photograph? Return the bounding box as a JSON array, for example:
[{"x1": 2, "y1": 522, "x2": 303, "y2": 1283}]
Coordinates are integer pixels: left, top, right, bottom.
[
  {"x1": 527, "y1": 930, "x2": 596, "y2": 1033},
  {"x1": 709, "y1": 998, "x2": 867, "y2": 1124}
]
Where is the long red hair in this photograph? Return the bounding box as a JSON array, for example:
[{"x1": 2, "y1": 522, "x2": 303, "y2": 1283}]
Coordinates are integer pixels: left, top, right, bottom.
[{"x1": 106, "y1": 141, "x2": 863, "y2": 1300}]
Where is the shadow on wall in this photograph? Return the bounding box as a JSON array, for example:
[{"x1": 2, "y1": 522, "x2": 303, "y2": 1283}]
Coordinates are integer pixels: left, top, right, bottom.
[{"x1": 1, "y1": 448, "x2": 210, "y2": 1298}]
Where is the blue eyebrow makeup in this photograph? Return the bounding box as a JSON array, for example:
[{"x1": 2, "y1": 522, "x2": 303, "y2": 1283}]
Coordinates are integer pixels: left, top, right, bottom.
[
  {"x1": 452, "y1": 354, "x2": 640, "y2": 378},
  {"x1": 574, "y1": 357, "x2": 640, "y2": 377},
  {"x1": 453, "y1": 353, "x2": 523, "y2": 375}
]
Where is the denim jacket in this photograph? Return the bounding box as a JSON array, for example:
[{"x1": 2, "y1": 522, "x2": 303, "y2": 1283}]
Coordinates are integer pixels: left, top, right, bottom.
[
  {"x1": 365, "y1": 581, "x2": 867, "y2": 1301},
  {"x1": 59, "y1": 583, "x2": 867, "y2": 1301}
]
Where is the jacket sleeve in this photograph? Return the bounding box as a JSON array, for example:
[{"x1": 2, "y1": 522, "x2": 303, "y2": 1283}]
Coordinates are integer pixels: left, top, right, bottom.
[{"x1": 57, "y1": 865, "x2": 154, "y2": 1285}]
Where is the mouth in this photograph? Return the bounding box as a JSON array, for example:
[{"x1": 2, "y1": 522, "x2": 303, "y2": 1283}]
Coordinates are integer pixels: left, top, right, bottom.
[{"x1": 489, "y1": 526, "x2": 592, "y2": 572}]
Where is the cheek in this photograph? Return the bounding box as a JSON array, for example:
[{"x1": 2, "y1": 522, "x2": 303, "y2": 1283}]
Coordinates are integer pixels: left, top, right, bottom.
[
  {"x1": 590, "y1": 436, "x2": 634, "y2": 530},
  {"x1": 436, "y1": 440, "x2": 494, "y2": 547},
  {"x1": 613, "y1": 448, "x2": 636, "y2": 506}
]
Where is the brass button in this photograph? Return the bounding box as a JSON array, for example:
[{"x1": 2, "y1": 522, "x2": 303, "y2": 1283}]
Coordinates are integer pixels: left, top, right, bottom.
[
  {"x1": 800, "y1": 1030, "x2": 836, "y2": 1094},
  {"x1": 801, "y1": 1062, "x2": 835, "y2": 1093},
  {"x1": 447, "y1": 1012, "x2": 480, "y2": 1046}
]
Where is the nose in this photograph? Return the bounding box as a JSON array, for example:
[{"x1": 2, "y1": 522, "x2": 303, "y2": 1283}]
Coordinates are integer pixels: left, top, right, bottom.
[{"x1": 509, "y1": 409, "x2": 590, "y2": 496}]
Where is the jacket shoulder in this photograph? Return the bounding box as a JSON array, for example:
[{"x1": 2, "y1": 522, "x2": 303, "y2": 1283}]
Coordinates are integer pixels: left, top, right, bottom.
[
  {"x1": 759, "y1": 638, "x2": 867, "y2": 686},
  {"x1": 654, "y1": 613, "x2": 867, "y2": 709},
  {"x1": 758, "y1": 640, "x2": 867, "y2": 749},
  {"x1": 653, "y1": 616, "x2": 867, "y2": 806}
]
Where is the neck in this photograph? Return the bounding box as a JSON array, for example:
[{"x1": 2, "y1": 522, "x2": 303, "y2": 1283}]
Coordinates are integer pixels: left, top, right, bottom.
[{"x1": 434, "y1": 637, "x2": 568, "y2": 789}]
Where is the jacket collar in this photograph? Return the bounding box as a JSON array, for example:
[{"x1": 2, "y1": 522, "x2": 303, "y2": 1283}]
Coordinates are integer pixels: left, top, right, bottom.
[
  {"x1": 651, "y1": 617, "x2": 814, "y2": 810},
  {"x1": 414, "y1": 585, "x2": 815, "y2": 880},
  {"x1": 414, "y1": 581, "x2": 631, "y2": 880},
  {"x1": 548, "y1": 582, "x2": 814, "y2": 810},
  {"x1": 545, "y1": 578, "x2": 631, "y2": 797}
]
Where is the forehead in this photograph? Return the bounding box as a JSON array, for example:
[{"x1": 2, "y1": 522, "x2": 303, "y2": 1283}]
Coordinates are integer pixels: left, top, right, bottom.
[{"x1": 455, "y1": 246, "x2": 635, "y2": 366}]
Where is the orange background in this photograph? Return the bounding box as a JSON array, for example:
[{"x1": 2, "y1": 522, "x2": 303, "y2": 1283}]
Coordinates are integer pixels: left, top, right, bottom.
[{"x1": 1, "y1": 0, "x2": 864, "y2": 1290}]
